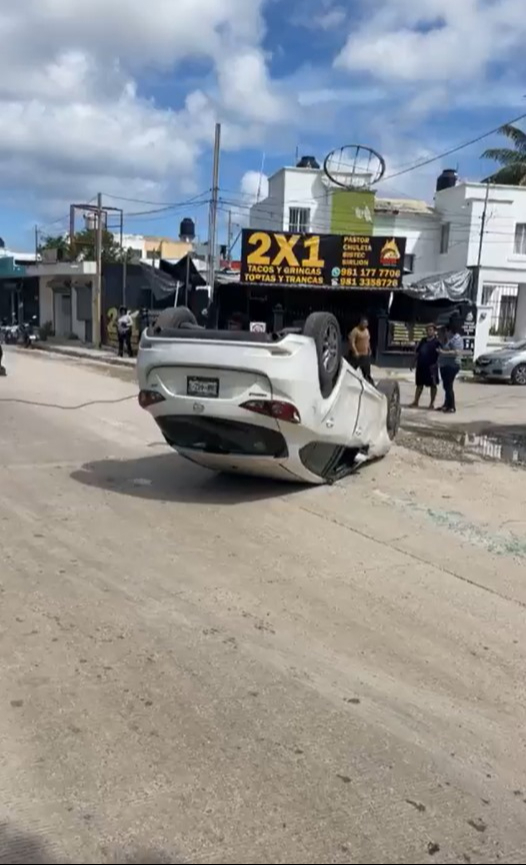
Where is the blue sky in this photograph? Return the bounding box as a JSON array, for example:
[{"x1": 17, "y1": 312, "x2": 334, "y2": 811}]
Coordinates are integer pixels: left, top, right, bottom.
[{"x1": 1, "y1": 0, "x2": 525, "y2": 252}]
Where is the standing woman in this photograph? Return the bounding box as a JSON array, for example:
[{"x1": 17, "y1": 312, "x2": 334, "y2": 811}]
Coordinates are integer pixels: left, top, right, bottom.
[
  {"x1": 437, "y1": 324, "x2": 463, "y2": 413},
  {"x1": 410, "y1": 324, "x2": 440, "y2": 409}
]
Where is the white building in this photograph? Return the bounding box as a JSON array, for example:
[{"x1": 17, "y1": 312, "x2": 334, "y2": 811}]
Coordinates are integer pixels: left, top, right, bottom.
[
  {"x1": 250, "y1": 160, "x2": 526, "y2": 354},
  {"x1": 434, "y1": 181, "x2": 526, "y2": 348},
  {"x1": 249, "y1": 165, "x2": 440, "y2": 276}
]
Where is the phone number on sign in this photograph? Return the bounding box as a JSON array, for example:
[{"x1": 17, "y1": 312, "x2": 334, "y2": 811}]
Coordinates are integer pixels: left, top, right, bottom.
[
  {"x1": 338, "y1": 277, "x2": 402, "y2": 288},
  {"x1": 340, "y1": 267, "x2": 401, "y2": 278}
]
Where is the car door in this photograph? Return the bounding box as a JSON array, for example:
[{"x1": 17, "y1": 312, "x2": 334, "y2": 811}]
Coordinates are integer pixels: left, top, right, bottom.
[{"x1": 320, "y1": 364, "x2": 364, "y2": 445}]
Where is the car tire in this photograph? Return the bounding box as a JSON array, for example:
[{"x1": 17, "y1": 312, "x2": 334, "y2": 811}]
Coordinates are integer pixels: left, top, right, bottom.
[
  {"x1": 154, "y1": 306, "x2": 197, "y2": 334},
  {"x1": 302, "y1": 312, "x2": 342, "y2": 398},
  {"x1": 376, "y1": 379, "x2": 401, "y2": 440},
  {"x1": 511, "y1": 363, "x2": 526, "y2": 385}
]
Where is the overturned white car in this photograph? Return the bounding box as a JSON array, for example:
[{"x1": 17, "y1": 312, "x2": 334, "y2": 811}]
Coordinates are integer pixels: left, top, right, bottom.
[{"x1": 137, "y1": 308, "x2": 400, "y2": 484}]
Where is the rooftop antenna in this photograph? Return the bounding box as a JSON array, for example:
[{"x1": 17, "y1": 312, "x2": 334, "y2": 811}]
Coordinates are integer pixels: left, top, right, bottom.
[{"x1": 256, "y1": 152, "x2": 266, "y2": 203}]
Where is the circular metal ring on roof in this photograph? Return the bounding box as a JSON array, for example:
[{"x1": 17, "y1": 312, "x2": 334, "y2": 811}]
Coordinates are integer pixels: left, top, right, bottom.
[{"x1": 323, "y1": 145, "x2": 386, "y2": 190}]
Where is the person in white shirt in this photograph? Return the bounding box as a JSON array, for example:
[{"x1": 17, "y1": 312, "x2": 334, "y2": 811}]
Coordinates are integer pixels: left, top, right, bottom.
[{"x1": 117, "y1": 306, "x2": 134, "y2": 358}]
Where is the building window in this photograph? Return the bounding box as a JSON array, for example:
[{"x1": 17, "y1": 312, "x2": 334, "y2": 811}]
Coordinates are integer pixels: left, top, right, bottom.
[
  {"x1": 288, "y1": 207, "x2": 310, "y2": 233},
  {"x1": 403, "y1": 253, "x2": 415, "y2": 273},
  {"x1": 440, "y1": 223, "x2": 450, "y2": 254},
  {"x1": 146, "y1": 249, "x2": 160, "y2": 259},
  {"x1": 514, "y1": 223, "x2": 526, "y2": 255},
  {"x1": 482, "y1": 283, "x2": 518, "y2": 337}
]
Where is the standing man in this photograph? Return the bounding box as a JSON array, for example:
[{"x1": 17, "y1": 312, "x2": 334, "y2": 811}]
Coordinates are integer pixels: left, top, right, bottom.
[
  {"x1": 410, "y1": 324, "x2": 440, "y2": 409},
  {"x1": 117, "y1": 305, "x2": 134, "y2": 358},
  {"x1": 348, "y1": 316, "x2": 373, "y2": 384}
]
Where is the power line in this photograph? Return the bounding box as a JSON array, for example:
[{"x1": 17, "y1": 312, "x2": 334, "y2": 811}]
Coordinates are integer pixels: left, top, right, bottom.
[
  {"x1": 102, "y1": 191, "x2": 210, "y2": 208},
  {"x1": 378, "y1": 111, "x2": 526, "y2": 184}
]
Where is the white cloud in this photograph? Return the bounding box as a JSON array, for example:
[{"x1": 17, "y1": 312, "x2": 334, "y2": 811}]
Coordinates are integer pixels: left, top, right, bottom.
[
  {"x1": 336, "y1": 0, "x2": 526, "y2": 83},
  {"x1": 241, "y1": 171, "x2": 270, "y2": 202},
  {"x1": 292, "y1": 0, "x2": 347, "y2": 32},
  {"x1": 0, "y1": 0, "x2": 288, "y2": 219},
  {"x1": 227, "y1": 170, "x2": 270, "y2": 227},
  {"x1": 315, "y1": 7, "x2": 347, "y2": 30}
]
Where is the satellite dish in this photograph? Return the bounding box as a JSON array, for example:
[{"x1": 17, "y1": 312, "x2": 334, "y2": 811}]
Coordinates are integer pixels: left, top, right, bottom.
[{"x1": 323, "y1": 145, "x2": 386, "y2": 191}]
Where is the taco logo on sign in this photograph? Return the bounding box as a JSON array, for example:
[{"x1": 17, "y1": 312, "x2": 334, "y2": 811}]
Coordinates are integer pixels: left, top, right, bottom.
[{"x1": 380, "y1": 239, "x2": 401, "y2": 266}]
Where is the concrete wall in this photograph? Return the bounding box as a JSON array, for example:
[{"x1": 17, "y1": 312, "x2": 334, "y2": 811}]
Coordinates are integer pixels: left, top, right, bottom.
[
  {"x1": 250, "y1": 170, "x2": 287, "y2": 231},
  {"x1": 38, "y1": 277, "x2": 89, "y2": 340},
  {"x1": 374, "y1": 213, "x2": 440, "y2": 276},
  {"x1": 515, "y1": 285, "x2": 526, "y2": 339},
  {"x1": 39, "y1": 278, "x2": 54, "y2": 326}
]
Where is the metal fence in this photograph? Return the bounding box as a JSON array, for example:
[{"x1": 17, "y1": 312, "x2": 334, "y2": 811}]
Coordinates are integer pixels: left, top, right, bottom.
[{"x1": 481, "y1": 283, "x2": 518, "y2": 337}]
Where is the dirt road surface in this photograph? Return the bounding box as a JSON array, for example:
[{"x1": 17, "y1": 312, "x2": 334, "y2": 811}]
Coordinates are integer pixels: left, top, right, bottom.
[{"x1": 1, "y1": 350, "x2": 525, "y2": 865}]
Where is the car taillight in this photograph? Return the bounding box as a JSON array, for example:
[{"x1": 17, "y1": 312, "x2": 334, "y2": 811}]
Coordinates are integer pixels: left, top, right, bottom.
[
  {"x1": 138, "y1": 389, "x2": 166, "y2": 410},
  {"x1": 240, "y1": 399, "x2": 301, "y2": 424}
]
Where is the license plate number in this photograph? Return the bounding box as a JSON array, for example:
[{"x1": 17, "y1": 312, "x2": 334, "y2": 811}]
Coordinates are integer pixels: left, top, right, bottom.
[{"x1": 187, "y1": 376, "x2": 219, "y2": 398}]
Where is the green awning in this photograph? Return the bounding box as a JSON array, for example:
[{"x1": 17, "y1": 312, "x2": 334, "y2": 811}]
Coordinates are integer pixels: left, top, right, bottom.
[{"x1": 0, "y1": 257, "x2": 26, "y2": 277}]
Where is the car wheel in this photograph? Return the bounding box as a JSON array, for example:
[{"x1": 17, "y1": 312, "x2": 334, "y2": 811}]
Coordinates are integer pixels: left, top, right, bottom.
[
  {"x1": 511, "y1": 363, "x2": 526, "y2": 385},
  {"x1": 376, "y1": 379, "x2": 401, "y2": 440},
  {"x1": 302, "y1": 312, "x2": 342, "y2": 398},
  {"x1": 153, "y1": 306, "x2": 197, "y2": 334}
]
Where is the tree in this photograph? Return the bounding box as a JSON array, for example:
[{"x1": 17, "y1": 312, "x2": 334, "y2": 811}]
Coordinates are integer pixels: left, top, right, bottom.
[
  {"x1": 482, "y1": 124, "x2": 526, "y2": 185},
  {"x1": 39, "y1": 229, "x2": 135, "y2": 263}
]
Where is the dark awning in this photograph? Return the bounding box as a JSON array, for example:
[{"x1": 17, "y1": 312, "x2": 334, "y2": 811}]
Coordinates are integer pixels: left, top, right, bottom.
[
  {"x1": 137, "y1": 261, "x2": 178, "y2": 300},
  {"x1": 403, "y1": 268, "x2": 473, "y2": 302},
  {"x1": 160, "y1": 255, "x2": 207, "y2": 289}
]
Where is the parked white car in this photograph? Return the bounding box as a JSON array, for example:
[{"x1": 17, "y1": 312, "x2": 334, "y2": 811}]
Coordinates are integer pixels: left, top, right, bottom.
[{"x1": 137, "y1": 308, "x2": 400, "y2": 485}]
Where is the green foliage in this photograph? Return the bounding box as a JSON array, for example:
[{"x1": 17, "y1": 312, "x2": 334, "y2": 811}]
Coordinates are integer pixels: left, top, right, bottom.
[
  {"x1": 38, "y1": 229, "x2": 135, "y2": 263},
  {"x1": 482, "y1": 124, "x2": 526, "y2": 186}
]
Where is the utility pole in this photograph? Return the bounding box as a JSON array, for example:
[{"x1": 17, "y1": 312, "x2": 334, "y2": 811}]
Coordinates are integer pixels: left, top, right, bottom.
[
  {"x1": 93, "y1": 192, "x2": 103, "y2": 348},
  {"x1": 476, "y1": 181, "x2": 491, "y2": 304},
  {"x1": 227, "y1": 210, "x2": 233, "y2": 264},
  {"x1": 208, "y1": 122, "x2": 221, "y2": 302},
  {"x1": 69, "y1": 205, "x2": 76, "y2": 259},
  {"x1": 34, "y1": 225, "x2": 39, "y2": 260}
]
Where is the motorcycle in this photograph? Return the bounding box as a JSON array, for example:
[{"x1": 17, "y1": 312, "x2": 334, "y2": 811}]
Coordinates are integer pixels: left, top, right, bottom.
[
  {"x1": 19, "y1": 320, "x2": 38, "y2": 348},
  {"x1": 0, "y1": 324, "x2": 19, "y2": 344}
]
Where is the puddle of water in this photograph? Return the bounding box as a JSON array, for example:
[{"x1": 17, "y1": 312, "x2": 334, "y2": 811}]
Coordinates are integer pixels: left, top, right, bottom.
[{"x1": 400, "y1": 423, "x2": 526, "y2": 467}]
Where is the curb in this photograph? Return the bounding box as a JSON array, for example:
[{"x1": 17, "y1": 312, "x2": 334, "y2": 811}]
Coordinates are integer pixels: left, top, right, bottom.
[
  {"x1": 30, "y1": 345, "x2": 474, "y2": 382},
  {"x1": 33, "y1": 343, "x2": 135, "y2": 368}
]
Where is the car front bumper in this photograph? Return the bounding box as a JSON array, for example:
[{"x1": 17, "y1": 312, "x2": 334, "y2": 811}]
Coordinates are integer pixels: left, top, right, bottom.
[{"x1": 473, "y1": 365, "x2": 512, "y2": 382}]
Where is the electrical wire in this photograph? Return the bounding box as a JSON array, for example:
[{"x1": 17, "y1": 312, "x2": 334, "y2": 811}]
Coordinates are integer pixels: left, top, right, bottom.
[
  {"x1": 378, "y1": 111, "x2": 526, "y2": 184},
  {"x1": 0, "y1": 395, "x2": 136, "y2": 410},
  {"x1": 102, "y1": 191, "x2": 210, "y2": 208}
]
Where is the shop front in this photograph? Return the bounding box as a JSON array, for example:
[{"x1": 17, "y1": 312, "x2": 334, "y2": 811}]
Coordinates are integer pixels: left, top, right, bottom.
[{"x1": 214, "y1": 230, "x2": 476, "y2": 366}]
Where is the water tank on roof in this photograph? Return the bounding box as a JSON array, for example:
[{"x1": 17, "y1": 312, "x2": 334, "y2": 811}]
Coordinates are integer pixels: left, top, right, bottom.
[
  {"x1": 296, "y1": 155, "x2": 320, "y2": 169},
  {"x1": 436, "y1": 169, "x2": 458, "y2": 193},
  {"x1": 180, "y1": 217, "x2": 196, "y2": 242}
]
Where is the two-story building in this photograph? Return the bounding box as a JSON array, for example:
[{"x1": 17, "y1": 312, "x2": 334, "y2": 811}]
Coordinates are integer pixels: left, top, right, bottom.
[
  {"x1": 434, "y1": 181, "x2": 526, "y2": 348},
  {"x1": 249, "y1": 158, "x2": 526, "y2": 357}
]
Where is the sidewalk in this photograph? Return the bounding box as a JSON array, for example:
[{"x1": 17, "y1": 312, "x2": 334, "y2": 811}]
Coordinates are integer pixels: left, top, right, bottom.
[
  {"x1": 33, "y1": 341, "x2": 472, "y2": 383},
  {"x1": 34, "y1": 341, "x2": 135, "y2": 368}
]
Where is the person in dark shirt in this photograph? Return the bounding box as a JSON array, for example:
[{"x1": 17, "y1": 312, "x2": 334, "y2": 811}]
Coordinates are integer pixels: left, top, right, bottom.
[{"x1": 409, "y1": 324, "x2": 440, "y2": 409}]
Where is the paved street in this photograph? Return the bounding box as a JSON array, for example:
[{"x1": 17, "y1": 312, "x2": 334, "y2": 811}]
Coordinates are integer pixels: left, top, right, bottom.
[{"x1": 1, "y1": 350, "x2": 526, "y2": 865}]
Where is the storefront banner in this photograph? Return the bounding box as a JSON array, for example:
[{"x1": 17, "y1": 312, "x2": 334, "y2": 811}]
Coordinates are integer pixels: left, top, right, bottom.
[{"x1": 240, "y1": 229, "x2": 406, "y2": 290}]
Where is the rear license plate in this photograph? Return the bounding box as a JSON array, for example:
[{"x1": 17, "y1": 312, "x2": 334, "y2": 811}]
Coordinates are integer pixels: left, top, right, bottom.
[{"x1": 187, "y1": 376, "x2": 219, "y2": 398}]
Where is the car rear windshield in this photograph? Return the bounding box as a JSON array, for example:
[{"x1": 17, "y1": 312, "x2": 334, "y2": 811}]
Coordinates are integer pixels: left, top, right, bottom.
[{"x1": 156, "y1": 416, "x2": 288, "y2": 458}]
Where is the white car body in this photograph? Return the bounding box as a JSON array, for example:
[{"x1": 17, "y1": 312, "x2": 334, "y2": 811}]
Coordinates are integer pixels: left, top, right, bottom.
[{"x1": 137, "y1": 330, "x2": 395, "y2": 485}]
